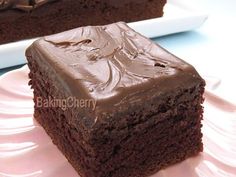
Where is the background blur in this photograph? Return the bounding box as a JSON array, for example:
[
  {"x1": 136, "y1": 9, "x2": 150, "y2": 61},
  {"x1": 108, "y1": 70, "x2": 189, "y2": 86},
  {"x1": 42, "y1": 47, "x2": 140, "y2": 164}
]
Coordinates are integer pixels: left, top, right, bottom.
[{"x1": 155, "y1": 0, "x2": 236, "y2": 104}]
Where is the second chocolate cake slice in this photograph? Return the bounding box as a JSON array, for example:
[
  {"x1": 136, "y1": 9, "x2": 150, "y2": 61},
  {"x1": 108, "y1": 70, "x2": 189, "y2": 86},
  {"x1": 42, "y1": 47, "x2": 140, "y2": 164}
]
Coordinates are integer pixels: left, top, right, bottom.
[
  {"x1": 26, "y1": 22, "x2": 205, "y2": 177},
  {"x1": 0, "y1": 0, "x2": 166, "y2": 44}
]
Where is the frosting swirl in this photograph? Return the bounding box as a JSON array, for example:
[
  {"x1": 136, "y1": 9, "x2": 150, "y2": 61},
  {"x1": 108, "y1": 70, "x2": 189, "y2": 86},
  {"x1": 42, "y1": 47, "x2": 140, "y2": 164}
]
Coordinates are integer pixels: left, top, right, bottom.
[
  {"x1": 40, "y1": 22, "x2": 193, "y2": 102},
  {"x1": 26, "y1": 22, "x2": 203, "y2": 110},
  {"x1": 0, "y1": 0, "x2": 13, "y2": 10}
]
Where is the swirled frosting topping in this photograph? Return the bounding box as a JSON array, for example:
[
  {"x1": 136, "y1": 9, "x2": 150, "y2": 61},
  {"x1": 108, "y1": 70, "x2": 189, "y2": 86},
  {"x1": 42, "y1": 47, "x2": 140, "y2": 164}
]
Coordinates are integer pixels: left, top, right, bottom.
[
  {"x1": 0, "y1": 0, "x2": 58, "y2": 11},
  {"x1": 29, "y1": 22, "x2": 200, "y2": 107}
]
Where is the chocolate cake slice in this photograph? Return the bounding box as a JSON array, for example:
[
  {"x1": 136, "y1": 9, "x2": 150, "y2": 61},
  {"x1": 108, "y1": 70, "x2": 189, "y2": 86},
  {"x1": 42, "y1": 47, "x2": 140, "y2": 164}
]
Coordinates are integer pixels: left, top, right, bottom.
[
  {"x1": 0, "y1": 0, "x2": 166, "y2": 44},
  {"x1": 26, "y1": 22, "x2": 205, "y2": 177}
]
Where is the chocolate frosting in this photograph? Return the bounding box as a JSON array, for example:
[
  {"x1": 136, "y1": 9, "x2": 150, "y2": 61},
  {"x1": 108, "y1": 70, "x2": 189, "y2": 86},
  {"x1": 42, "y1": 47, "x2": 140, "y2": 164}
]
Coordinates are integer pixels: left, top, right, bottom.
[
  {"x1": 1, "y1": 0, "x2": 153, "y2": 12},
  {"x1": 26, "y1": 22, "x2": 203, "y2": 111},
  {"x1": 0, "y1": 0, "x2": 58, "y2": 11}
]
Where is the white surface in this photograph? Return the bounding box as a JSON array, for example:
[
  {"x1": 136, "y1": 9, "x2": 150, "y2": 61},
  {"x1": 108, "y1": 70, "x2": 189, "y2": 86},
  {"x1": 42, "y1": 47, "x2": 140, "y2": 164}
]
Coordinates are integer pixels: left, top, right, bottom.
[
  {"x1": 0, "y1": 1, "x2": 207, "y2": 69},
  {"x1": 155, "y1": 0, "x2": 236, "y2": 106}
]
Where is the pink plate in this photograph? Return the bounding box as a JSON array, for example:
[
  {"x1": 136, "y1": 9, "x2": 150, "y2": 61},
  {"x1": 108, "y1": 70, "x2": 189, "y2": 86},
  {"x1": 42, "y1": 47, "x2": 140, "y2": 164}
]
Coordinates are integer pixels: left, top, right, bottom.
[{"x1": 0, "y1": 65, "x2": 236, "y2": 177}]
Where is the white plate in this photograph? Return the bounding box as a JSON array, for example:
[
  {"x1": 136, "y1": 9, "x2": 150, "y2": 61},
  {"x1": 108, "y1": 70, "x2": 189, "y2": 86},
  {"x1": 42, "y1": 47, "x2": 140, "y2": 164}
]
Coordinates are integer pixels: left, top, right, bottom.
[{"x1": 0, "y1": 1, "x2": 208, "y2": 69}]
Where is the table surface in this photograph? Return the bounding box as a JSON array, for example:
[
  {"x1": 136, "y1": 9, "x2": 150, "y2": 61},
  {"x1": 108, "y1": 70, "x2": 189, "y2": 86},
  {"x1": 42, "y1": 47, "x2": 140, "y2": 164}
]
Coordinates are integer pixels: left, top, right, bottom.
[{"x1": 1, "y1": 0, "x2": 236, "y2": 103}]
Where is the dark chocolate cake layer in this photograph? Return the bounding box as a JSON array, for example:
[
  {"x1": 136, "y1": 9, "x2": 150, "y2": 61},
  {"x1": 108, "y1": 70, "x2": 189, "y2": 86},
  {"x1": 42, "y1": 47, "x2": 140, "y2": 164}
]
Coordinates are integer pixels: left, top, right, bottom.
[
  {"x1": 26, "y1": 22, "x2": 205, "y2": 177},
  {"x1": 0, "y1": 0, "x2": 166, "y2": 44}
]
